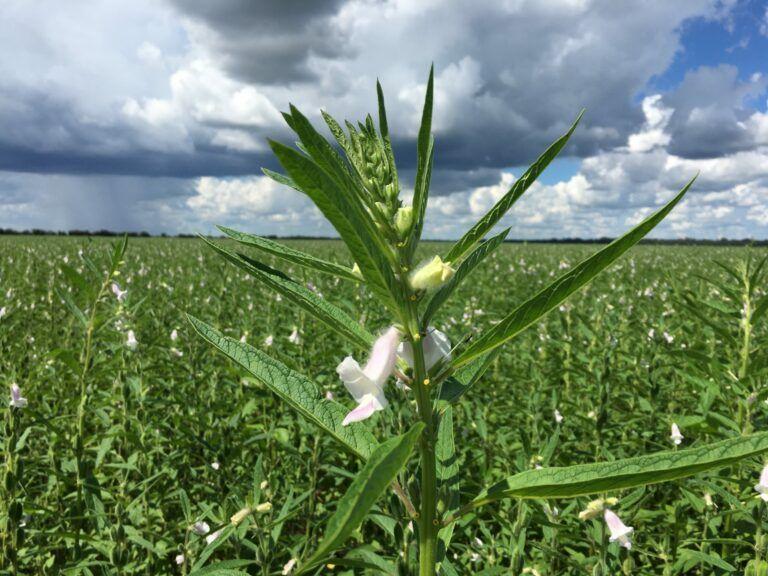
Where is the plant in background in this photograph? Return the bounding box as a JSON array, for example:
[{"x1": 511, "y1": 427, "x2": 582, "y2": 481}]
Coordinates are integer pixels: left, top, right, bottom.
[{"x1": 190, "y1": 68, "x2": 768, "y2": 575}]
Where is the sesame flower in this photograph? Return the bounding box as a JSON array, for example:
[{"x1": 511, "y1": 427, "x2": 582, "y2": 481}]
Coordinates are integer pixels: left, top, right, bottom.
[
  {"x1": 604, "y1": 509, "x2": 633, "y2": 549},
  {"x1": 754, "y1": 464, "x2": 768, "y2": 502},
  {"x1": 111, "y1": 282, "x2": 127, "y2": 302},
  {"x1": 126, "y1": 330, "x2": 138, "y2": 350},
  {"x1": 191, "y1": 521, "x2": 210, "y2": 535},
  {"x1": 670, "y1": 423, "x2": 683, "y2": 446},
  {"x1": 9, "y1": 383, "x2": 27, "y2": 409},
  {"x1": 337, "y1": 326, "x2": 400, "y2": 426},
  {"x1": 398, "y1": 327, "x2": 451, "y2": 372},
  {"x1": 282, "y1": 558, "x2": 297, "y2": 575}
]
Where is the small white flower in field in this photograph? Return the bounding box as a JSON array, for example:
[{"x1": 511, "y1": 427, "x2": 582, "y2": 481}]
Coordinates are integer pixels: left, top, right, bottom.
[
  {"x1": 670, "y1": 423, "x2": 684, "y2": 445},
  {"x1": 192, "y1": 521, "x2": 210, "y2": 535},
  {"x1": 0, "y1": 306, "x2": 6, "y2": 319},
  {"x1": 275, "y1": 294, "x2": 282, "y2": 302},
  {"x1": 408, "y1": 256, "x2": 455, "y2": 291},
  {"x1": 9, "y1": 384, "x2": 27, "y2": 409},
  {"x1": 754, "y1": 464, "x2": 768, "y2": 502},
  {"x1": 337, "y1": 326, "x2": 400, "y2": 426},
  {"x1": 288, "y1": 327, "x2": 301, "y2": 345},
  {"x1": 473, "y1": 536, "x2": 484, "y2": 547},
  {"x1": 398, "y1": 328, "x2": 451, "y2": 371},
  {"x1": 170, "y1": 329, "x2": 178, "y2": 342},
  {"x1": 604, "y1": 509, "x2": 633, "y2": 549},
  {"x1": 282, "y1": 558, "x2": 297, "y2": 575},
  {"x1": 205, "y1": 528, "x2": 223, "y2": 545},
  {"x1": 175, "y1": 553, "x2": 185, "y2": 565},
  {"x1": 240, "y1": 333, "x2": 247, "y2": 343},
  {"x1": 211, "y1": 461, "x2": 220, "y2": 471},
  {"x1": 647, "y1": 328, "x2": 655, "y2": 340},
  {"x1": 704, "y1": 492, "x2": 716, "y2": 509},
  {"x1": 554, "y1": 409, "x2": 564, "y2": 424},
  {"x1": 264, "y1": 335, "x2": 273, "y2": 347},
  {"x1": 111, "y1": 282, "x2": 127, "y2": 302},
  {"x1": 260, "y1": 480, "x2": 269, "y2": 490},
  {"x1": 469, "y1": 552, "x2": 480, "y2": 562},
  {"x1": 170, "y1": 347, "x2": 183, "y2": 357},
  {"x1": 230, "y1": 507, "x2": 252, "y2": 525},
  {"x1": 663, "y1": 331, "x2": 674, "y2": 344},
  {"x1": 325, "y1": 390, "x2": 334, "y2": 401},
  {"x1": 126, "y1": 330, "x2": 138, "y2": 350},
  {"x1": 587, "y1": 410, "x2": 597, "y2": 420}
]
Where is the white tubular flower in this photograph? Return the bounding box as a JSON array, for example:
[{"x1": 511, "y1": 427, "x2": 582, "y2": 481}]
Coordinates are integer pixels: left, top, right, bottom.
[
  {"x1": 288, "y1": 327, "x2": 301, "y2": 345},
  {"x1": 9, "y1": 383, "x2": 27, "y2": 409},
  {"x1": 170, "y1": 329, "x2": 178, "y2": 342},
  {"x1": 670, "y1": 423, "x2": 684, "y2": 446},
  {"x1": 191, "y1": 521, "x2": 210, "y2": 535},
  {"x1": 755, "y1": 464, "x2": 768, "y2": 502},
  {"x1": 126, "y1": 330, "x2": 138, "y2": 350},
  {"x1": 205, "y1": 528, "x2": 223, "y2": 545},
  {"x1": 111, "y1": 282, "x2": 127, "y2": 302},
  {"x1": 604, "y1": 509, "x2": 634, "y2": 549},
  {"x1": 554, "y1": 409, "x2": 564, "y2": 424},
  {"x1": 408, "y1": 256, "x2": 455, "y2": 291},
  {"x1": 398, "y1": 328, "x2": 451, "y2": 371},
  {"x1": 175, "y1": 553, "x2": 185, "y2": 566},
  {"x1": 337, "y1": 326, "x2": 400, "y2": 426},
  {"x1": 282, "y1": 558, "x2": 297, "y2": 575}
]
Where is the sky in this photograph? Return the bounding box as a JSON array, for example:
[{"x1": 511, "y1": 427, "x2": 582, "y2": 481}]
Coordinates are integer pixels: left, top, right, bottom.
[{"x1": 1, "y1": 0, "x2": 768, "y2": 239}]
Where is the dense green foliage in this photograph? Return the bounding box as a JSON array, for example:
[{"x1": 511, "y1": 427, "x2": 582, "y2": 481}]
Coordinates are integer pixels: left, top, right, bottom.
[{"x1": 1, "y1": 235, "x2": 767, "y2": 574}]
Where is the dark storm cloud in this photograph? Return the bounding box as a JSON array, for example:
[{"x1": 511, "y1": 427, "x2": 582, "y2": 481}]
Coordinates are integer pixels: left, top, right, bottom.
[{"x1": 171, "y1": 0, "x2": 350, "y2": 83}]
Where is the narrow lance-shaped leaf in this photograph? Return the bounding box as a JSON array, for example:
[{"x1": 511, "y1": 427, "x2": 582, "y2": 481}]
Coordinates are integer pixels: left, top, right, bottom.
[
  {"x1": 453, "y1": 431, "x2": 768, "y2": 518},
  {"x1": 201, "y1": 237, "x2": 373, "y2": 350},
  {"x1": 423, "y1": 228, "x2": 510, "y2": 327},
  {"x1": 269, "y1": 141, "x2": 401, "y2": 314},
  {"x1": 298, "y1": 423, "x2": 424, "y2": 574},
  {"x1": 453, "y1": 176, "x2": 696, "y2": 369},
  {"x1": 187, "y1": 316, "x2": 379, "y2": 460},
  {"x1": 436, "y1": 406, "x2": 460, "y2": 564},
  {"x1": 444, "y1": 110, "x2": 584, "y2": 264},
  {"x1": 407, "y1": 65, "x2": 434, "y2": 254},
  {"x1": 376, "y1": 79, "x2": 399, "y2": 193},
  {"x1": 438, "y1": 348, "x2": 502, "y2": 404},
  {"x1": 217, "y1": 225, "x2": 360, "y2": 282}
]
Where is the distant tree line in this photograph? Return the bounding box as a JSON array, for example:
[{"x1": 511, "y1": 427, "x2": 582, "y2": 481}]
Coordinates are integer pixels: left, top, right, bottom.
[{"x1": 0, "y1": 228, "x2": 766, "y2": 245}]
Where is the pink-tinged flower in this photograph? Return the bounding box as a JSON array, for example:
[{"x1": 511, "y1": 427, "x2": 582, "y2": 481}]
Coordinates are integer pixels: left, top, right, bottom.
[
  {"x1": 191, "y1": 521, "x2": 210, "y2": 535},
  {"x1": 337, "y1": 326, "x2": 400, "y2": 426},
  {"x1": 398, "y1": 328, "x2": 451, "y2": 371},
  {"x1": 754, "y1": 464, "x2": 768, "y2": 502},
  {"x1": 126, "y1": 330, "x2": 138, "y2": 350},
  {"x1": 9, "y1": 383, "x2": 27, "y2": 409},
  {"x1": 670, "y1": 423, "x2": 683, "y2": 446},
  {"x1": 604, "y1": 509, "x2": 633, "y2": 549},
  {"x1": 205, "y1": 528, "x2": 223, "y2": 545},
  {"x1": 282, "y1": 558, "x2": 297, "y2": 575},
  {"x1": 325, "y1": 390, "x2": 334, "y2": 401},
  {"x1": 264, "y1": 335, "x2": 274, "y2": 347},
  {"x1": 111, "y1": 282, "x2": 128, "y2": 302}
]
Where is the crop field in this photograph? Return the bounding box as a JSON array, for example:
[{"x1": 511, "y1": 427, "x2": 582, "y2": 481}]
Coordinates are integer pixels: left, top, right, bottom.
[{"x1": 1, "y1": 235, "x2": 767, "y2": 575}]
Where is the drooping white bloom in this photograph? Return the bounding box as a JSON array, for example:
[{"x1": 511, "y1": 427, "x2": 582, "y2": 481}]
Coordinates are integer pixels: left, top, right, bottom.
[
  {"x1": 398, "y1": 328, "x2": 451, "y2": 372},
  {"x1": 282, "y1": 558, "x2": 297, "y2": 575},
  {"x1": 670, "y1": 423, "x2": 683, "y2": 446},
  {"x1": 211, "y1": 461, "x2": 220, "y2": 471},
  {"x1": 170, "y1": 329, "x2": 178, "y2": 342},
  {"x1": 337, "y1": 326, "x2": 400, "y2": 426},
  {"x1": 288, "y1": 327, "x2": 301, "y2": 345},
  {"x1": 264, "y1": 334, "x2": 274, "y2": 347},
  {"x1": 9, "y1": 383, "x2": 27, "y2": 409},
  {"x1": 192, "y1": 521, "x2": 210, "y2": 535},
  {"x1": 325, "y1": 390, "x2": 334, "y2": 401},
  {"x1": 175, "y1": 554, "x2": 185, "y2": 565},
  {"x1": 111, "y1": 282, "x2": 128, "y2": 302},
  {"x1": 205, "y1": 528, "x2": 223, "y2": 545},
  {"x1": 604, "y1": 509, "x2": 633, "y2": 549},
  {"x1": 554, "y1": 409, "x2": 564, "y2": 424},
  {"x1": 754, "y1": 464, "x2": 768, "y2": 502},
  {"x1": 0, "y1": 306, "x2": 6, "y2": 319},
  {"x1": 126, "y1": 330, "x2": 138, "y2": 350},
  {"x1": 663, "y1": 331, "x2": 674, "y2": 344}
]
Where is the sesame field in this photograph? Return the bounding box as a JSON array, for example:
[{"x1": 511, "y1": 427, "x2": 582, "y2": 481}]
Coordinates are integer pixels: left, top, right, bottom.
[{"x1": 1, "y1": 234, "x2": 768, "y2": 575}]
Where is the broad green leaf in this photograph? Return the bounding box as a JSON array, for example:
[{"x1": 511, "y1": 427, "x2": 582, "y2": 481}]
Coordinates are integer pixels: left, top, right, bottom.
[
  {"x1": 423, "y1": 228, "x2": 510, "y2": 327},
  {"x1": 188, "y1": 316, "x2": 379, "y2": 460},
  {"x1": 201, "y1": 237, "x2": 372, "y2": 350},
  {"x1": 188, "y1": 560, "x2": 255, "y2": 576},
  {"x1": 268, "y1": 140, "x2": 401, "y2": 314},
  {"x1": 459, "y1": 431, "x2": 768, "y2": 515},
  {"x1": 453, "y1": 176, "x2": 696, "y2": 369},
  {"x1": 436, "y1": 406, "x2": 459, "y2": 564},
  {"x1": 444, "y1": 110, "x2": 584, "y2": 263},
  {"x1": 298, "y1": 423, "x2": 424, "y2": 573},
  {"x1": 56, "y1": 287, "x2": 88, "y2": 327},
  {"x1": 407, "y1": 65, "x2": 434, "y2": 254},
  {"x1": 217, "y1": 225, "x2": 359, "y2": 282}
]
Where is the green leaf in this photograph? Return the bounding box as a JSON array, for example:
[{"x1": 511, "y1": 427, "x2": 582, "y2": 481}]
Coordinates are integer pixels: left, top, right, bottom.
[
  {"x1": 188, "y1": 560, "x2": 255, "y2": 576},
  {"x1": 439, "y1": 349, "x2": 501, "y2": 404},
  {"x1": 201, "y1": 237, "x2": 372, "y2": 349},
  {"x1": 188, "y1": 316, "x2": 379, "y2": 460},
  {"x1": 56, "y1": 287, "x2": 88, "y2": 327},
  {"x1": 217, "y1": 226, "x2": 359, "y2": 282},
  {"x1": 407, "y1": 65, "x2": 434, "y2": 254},
  {"x1": 436, "y1": 407, "x2": 460, "y2": 564},
  {"x1": 444, "y1": 110, "x2": 584, "y2": 263},
  {"x1": 423, "y1": 228, "x2": 510, "y2": 327},
  {"x1": 458, "y1": 431, "x2": 768, "y2": 515},
  {"x1": 268, "y1": 140, "x2": 400, "y2": 314},
  {"x1": 452, "y1": 176, "x2": 696, "y2": 369},
  {"x1": 376, "y1": 79, "x2": 399, "y2": 193},
  {"x1": 298, "y1": 423, "x2": 424, "y2": 573}
]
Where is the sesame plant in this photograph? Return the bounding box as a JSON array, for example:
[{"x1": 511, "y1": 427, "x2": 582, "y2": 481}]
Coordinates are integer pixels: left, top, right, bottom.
[{"x1": 189, "y1": 68, "x2": 768, "y2": 575}]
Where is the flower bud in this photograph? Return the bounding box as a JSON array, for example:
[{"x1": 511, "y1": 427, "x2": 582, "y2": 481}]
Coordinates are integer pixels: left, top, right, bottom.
[
  {"x1": 256, "y1": 502, "x2": 272, "y2": 513},
  {"x1": 394, "y1": 207, "x2": 413, "y2": 239},
  {"x1": 230, "y1": 507, "x2": 252, "y2": 526},
  {"x1": 351, "y1": 263, "x2": 363, "y2": 280},
  {"x1": 408, "y1": 256, "x2": 455, "y2": 292}
]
